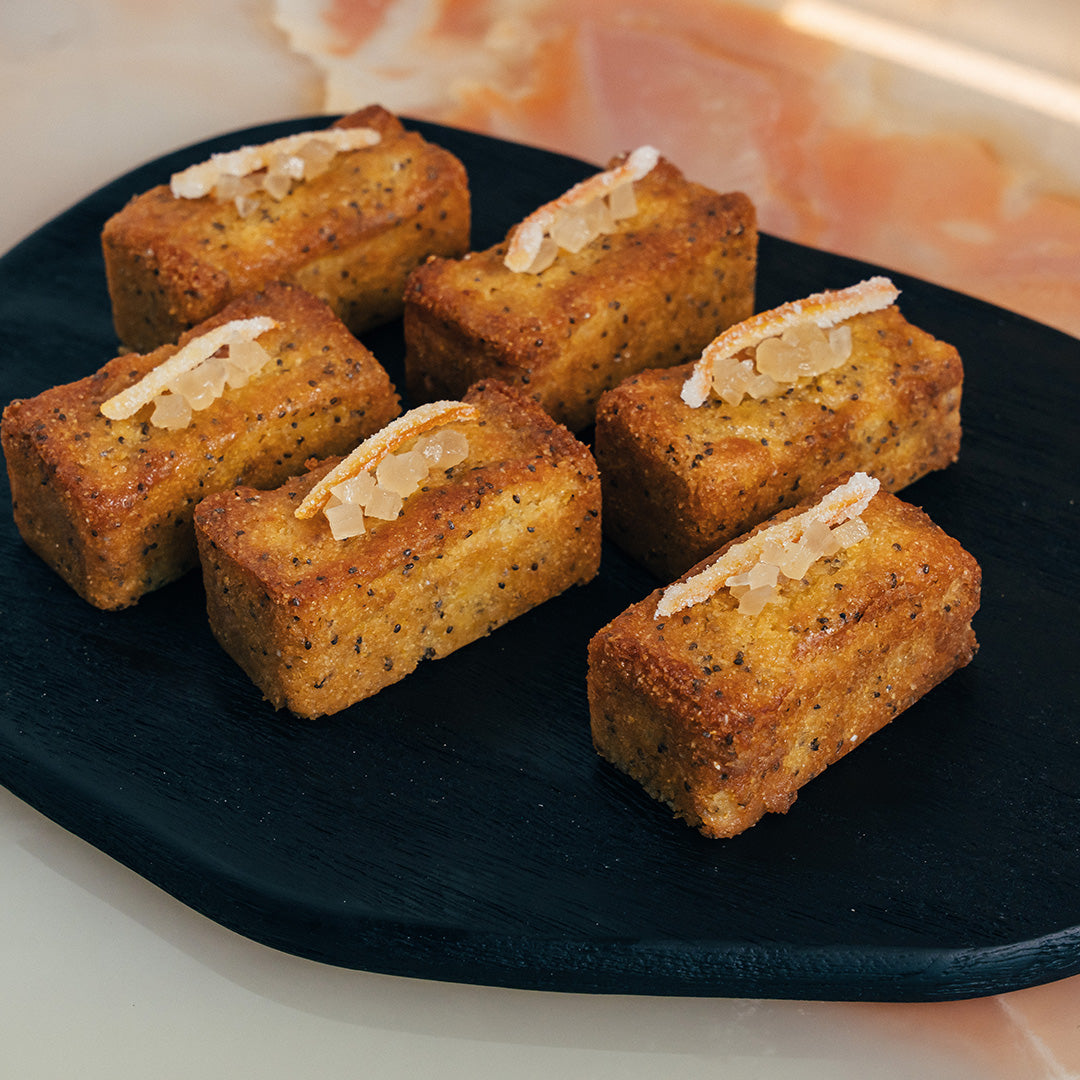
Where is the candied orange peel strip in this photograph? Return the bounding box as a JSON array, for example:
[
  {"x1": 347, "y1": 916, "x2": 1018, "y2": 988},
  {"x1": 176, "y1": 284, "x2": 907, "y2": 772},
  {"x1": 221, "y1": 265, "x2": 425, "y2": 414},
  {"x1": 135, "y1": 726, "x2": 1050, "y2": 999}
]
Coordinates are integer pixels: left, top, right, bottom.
[
  {"x1": 100, "y1": 317, "x2": 278, "y2": 421},
  {"x1": 170, "y1": 126, "x2": 382, "y2": 199},
  {"x1": 654, "y1": 472, "x2": 880, "y2": 619},
  {"x1": 503, "y1": 145, "x2": 661, "y2": 273},
  {"x1": 680, "y1": 276, "x2": 900, "y2": 407},
  {"x1": 294, "y1": 400, "x2": 478, "y2": 520}
]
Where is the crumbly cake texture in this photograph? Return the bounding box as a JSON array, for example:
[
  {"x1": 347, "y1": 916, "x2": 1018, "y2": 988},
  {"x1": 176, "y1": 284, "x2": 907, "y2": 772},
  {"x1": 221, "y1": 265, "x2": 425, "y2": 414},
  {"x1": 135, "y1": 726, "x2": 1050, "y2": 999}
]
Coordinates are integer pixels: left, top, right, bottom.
[
  {"x1": 587, "y1": 480, "x2": 980, "y2": 839},
  {"x1": 102, "y1": 104, "x2": 471, "y2": 352},
  {"x1": 194, "y1": 380, "x2": 602, "y2": 719},
  {"x1": 0, "y1": 283, "x2": 400, "y2": 610},
  {"x1": 594, "y1": 303, "x2": 963, "y2": 580},
  {"x1": 401, "y1": 155, "x2": 757, "y2": 432}
]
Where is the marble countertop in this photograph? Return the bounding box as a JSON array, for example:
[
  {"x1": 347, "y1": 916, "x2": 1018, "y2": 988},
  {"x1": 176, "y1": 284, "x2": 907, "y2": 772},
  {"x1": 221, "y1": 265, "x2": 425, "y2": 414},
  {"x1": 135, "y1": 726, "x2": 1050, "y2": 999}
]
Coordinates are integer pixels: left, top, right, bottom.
[{"x1": 1, "y1": 1, "x2": 1078, "y2": 1077}]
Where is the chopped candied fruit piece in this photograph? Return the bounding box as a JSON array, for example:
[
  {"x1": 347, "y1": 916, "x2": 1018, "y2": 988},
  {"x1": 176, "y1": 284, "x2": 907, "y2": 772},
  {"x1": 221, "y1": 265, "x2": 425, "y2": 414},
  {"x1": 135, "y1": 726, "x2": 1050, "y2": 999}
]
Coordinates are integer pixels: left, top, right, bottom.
[
  {"x1": 150, "y1": 392, "x2": 192, "y2": 431},
  {"x1": 710, "y1": 355, "x2": 781, "y2": 406},
  {"x1": 831, "y1": 517, "x2": 870, "y2": 550},
  {"x1": 363, "y1": 486, "x2": 404, "y2": 521},
  {"x1": 607, "y1": 180, "x2": 638, "y2": 221},
  {"x1": 416, "y1": 429, "x2": 469, "y2": 468},
  {"x1": 223, "y1": 340, "x2": 272, "y2": 388},
  {"x1": 376, "y1": 448, "x2": 428, "y2": 497},
  {"x1": 298, "y1": 138, "x2": 336, "y2": 179},
  {"x1": 295, "y1": 401, "x2": 476, "y2": 540},
  {"x1": 681, "y1": 278, "x2": 899, "y2": 407},
  {"x1": 173, "y1": 357, "x2": 227, "y2": 409},
  {"x1": 100, "y1": 317, "x2": 278, "y2": 426},
  {"x1": 295, "y1": 400, "x2": 476, "y2": 520},
  {"x1": 262, "y1": 169, "x2": 293, "y2": 201},
  {"x1": 331, "y1": 472, "x2": 377, "y2": 507},
  {"x1": 753, "y1": 323, "x2": 853, "y2": 384},
  {"x1": 325, "y1": 501, "x2": 367, "y2": 541},
  {"x1": 550, "y1": 203, "x2": 595, "y2": 254},
  {"x1": 503, "y1": 146, "x2": 660, "y2": 273},
  {"x1": 169, "y1": 127, "x2": 382, "y2": 200},
  {"x1": 656, "y1": 473, "x2": 880, "y2": 619}
]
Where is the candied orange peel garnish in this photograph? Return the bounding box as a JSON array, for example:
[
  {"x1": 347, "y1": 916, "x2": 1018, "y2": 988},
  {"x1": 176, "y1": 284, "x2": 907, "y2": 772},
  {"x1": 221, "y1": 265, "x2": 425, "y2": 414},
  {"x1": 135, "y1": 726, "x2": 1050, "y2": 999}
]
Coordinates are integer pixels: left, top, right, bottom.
[
  {"x1": 503, "y1": 145, "x2": 661, "y2": 273},
  {"x1": 654, "y1": 472, "x2": 880, "y2": 619},
  {"x1": 294, "y1": 400, "x2": 478, "y2": 520},
  {"x1": 169, "y1": 126, "x2": 382, "y2": 199},
  {"x1": 100, "y1": 317, "x2": 278, "y2": 422},
  {"x1": 680, "y1": 276, "x2": 900, "y2": 407}
]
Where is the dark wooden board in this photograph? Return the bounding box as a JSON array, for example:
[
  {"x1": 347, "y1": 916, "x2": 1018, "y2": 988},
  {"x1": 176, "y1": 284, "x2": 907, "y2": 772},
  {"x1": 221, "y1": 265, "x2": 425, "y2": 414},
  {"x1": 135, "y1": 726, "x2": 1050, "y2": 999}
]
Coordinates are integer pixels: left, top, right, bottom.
[{"x1": 0, "y1": 118, "x2": 1077, "y2": 1001}]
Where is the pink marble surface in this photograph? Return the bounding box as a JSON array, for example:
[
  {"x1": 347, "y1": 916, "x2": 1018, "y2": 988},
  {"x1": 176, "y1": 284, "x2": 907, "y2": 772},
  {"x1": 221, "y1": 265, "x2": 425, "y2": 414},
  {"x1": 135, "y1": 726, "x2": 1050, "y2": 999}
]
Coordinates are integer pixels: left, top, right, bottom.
[
  {"x1": 1, "y1": 2, "x2": 1078, "y2": 1076},
  {"x1": 275, "y1": 0, "x2": 1080, "y2": 339}
]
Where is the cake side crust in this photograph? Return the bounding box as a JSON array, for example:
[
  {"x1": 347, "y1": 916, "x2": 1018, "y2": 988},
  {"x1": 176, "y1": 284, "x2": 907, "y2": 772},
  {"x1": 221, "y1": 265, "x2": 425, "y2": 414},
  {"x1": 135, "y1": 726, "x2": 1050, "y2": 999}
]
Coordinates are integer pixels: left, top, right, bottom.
[
  {"x1": 402, "y1": 159, "x2": 757, "y2": 432},
  {"x1": 587, "y1": 484, "x2": 980, "y2": 838},
  {"x1": 1, "y1": 283, "x2": 400, "y2": 609},
  {"x1": 102, "y1": 105, "x2": 471, "y2": 351},
  {"x1": 194, "y1": 380, "x2": 602, "y2": 718},
  {"x1": 594, "y1": 303, "x2": 963, "y2": 579}
]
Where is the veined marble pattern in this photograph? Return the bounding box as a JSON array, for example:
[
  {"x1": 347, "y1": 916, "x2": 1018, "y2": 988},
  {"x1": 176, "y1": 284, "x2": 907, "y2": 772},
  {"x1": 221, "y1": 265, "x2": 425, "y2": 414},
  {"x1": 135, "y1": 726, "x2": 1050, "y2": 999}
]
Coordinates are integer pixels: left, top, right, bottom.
[
  {"x1": 279, "y1": 7, "x2": 1080, "y2": 1075},
  {"x1": 274, "y1": 0, "x2": 1080, "y2": 339}
]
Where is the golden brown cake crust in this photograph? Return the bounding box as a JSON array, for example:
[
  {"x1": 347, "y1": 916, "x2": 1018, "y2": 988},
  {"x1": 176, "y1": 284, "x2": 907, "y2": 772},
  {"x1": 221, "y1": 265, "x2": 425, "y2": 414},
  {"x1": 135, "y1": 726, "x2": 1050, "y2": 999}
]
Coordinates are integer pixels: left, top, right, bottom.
[
  {"x1": 194, "y1": 380, "x2": 602, "y2": 719},
  {"x1": 587, "y1": 481, "x2": 980, "y2": 838},
  {"x1": 594, "y1": 304, "x2": 963, "y2": 579},
  {"x1": 102, "y1": 105, "x2": 471, "y2": 351},
  {"x1": 402, "y1": 157, "x2": 756, "y2": 432},
  {"x1": 1, "y1": 283, "x2": 400, "y2": 609}
]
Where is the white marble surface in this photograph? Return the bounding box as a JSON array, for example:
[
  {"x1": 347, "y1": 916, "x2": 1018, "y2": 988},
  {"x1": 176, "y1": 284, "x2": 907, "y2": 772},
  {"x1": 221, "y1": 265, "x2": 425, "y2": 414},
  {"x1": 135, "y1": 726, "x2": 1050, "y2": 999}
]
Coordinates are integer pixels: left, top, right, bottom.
[
  {"x1": 0, "y1": 0, "x2": 320, "y2": 254},
  {"x1": 0, "y1": 781, "x2": 1001, "y2": 1080},
  {"x1": 1, "y1": 2, "x2": 1078, "y2": 1077}
]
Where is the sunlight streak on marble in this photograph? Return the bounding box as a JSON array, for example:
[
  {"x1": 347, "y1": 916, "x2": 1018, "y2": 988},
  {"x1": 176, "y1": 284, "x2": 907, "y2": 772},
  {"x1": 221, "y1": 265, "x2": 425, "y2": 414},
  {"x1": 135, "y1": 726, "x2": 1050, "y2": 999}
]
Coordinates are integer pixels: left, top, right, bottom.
[{"x1": 273, "y1": 0, "x2": 1080, "y2": 339}]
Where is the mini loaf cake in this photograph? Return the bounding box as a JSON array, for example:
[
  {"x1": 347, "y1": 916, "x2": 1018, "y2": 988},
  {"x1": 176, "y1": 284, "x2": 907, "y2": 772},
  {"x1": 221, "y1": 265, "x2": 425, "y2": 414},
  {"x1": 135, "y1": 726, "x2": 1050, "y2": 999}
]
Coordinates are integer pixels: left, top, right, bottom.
[
  {"x1": 594, "y1": 277, "x2": 964, "y2": 579},
  {"x1": 587, "y1": 473, "x2": 980, "y2": 838},
  {"x1": 102, "y1": 104, "x2": 471, "y2": 352},
  {"x1": 194, "y1": 380, "x2": 602, "y2": 719},
  {"x1": 1, "y1": 283, "x2": 400, "y2": 610},
  {"x1": 402, "y1": 148, "x2": 757, "y2": 432}
]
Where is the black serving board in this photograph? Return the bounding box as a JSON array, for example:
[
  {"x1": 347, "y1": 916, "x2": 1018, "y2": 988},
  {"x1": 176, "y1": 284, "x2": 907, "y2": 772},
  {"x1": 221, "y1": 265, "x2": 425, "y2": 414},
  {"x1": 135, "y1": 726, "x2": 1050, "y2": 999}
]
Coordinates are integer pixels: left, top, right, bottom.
[{"x1": 0, "y1": 118, "x2": 1077, "y2": 1003}]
